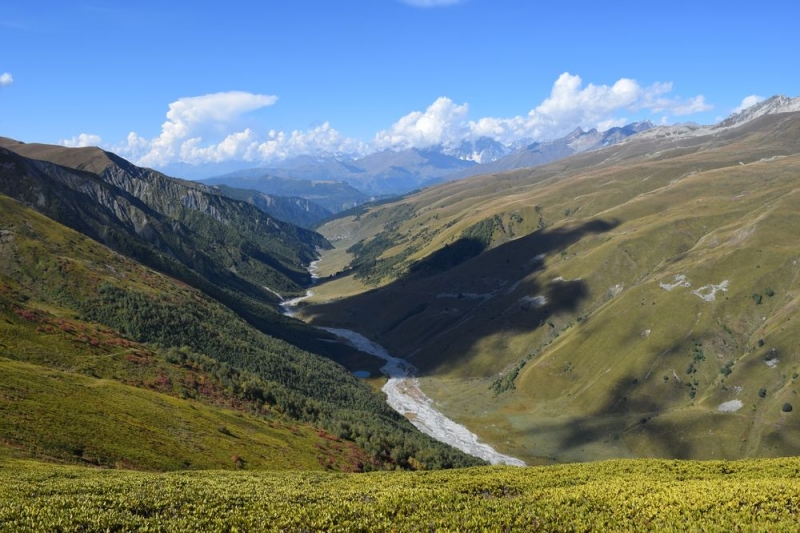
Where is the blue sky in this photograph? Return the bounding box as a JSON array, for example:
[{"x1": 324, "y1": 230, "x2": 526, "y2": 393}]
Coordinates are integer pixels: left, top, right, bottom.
[{"x1": 1, "y1": 0, "x2": 798, "y2": 167}]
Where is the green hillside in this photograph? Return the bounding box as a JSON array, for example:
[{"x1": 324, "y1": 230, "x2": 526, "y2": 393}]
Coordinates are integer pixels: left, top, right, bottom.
[
  {"x1": 304, "y1": 112, "x2": 800, "y2": 462},
  {"x1": 0, "y1": 138, "x2": 327, "y2": 307},
  {"x1": 0, "y1": 192, "x2": 481, "y2": 471},
  {"x1": 3, "y1": 455, "x2": 800, "y2": 531}
]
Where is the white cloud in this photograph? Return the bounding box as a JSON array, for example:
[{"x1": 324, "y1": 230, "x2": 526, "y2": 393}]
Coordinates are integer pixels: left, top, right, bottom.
[
  {"x1": 101, "y1": 73, "x2": 713, "y2": 167},
  {"x1": 664, "y1": 95, "x2": 712, "y2": 116},
  {"x1": 399, "y1": 0, "x2": 463, "y2": 6},
  {"x1": 59, "y1": 133, "x2": 103, "y2": 148},
  {"x1": 255, "y1": 123, "x2": 368, "y2": 161},
  {"x1": 135, "y1": 91, "x2": 278, "y2": 166},
  {"x1": 375, "y1": 73, "x2": 712, "y2": 150},
  {"x1": 733, "y1": 95, "x2": 765, "y2": 114},
  {"x1": 0, "y1": 72, "x2": 12, "y2": 87},
  {"x1": 113, "y1": 91, "x2": 367, "y2": 167},
  {"x1": 374, "y1": 97, "x2": 470, "y2": 150}
]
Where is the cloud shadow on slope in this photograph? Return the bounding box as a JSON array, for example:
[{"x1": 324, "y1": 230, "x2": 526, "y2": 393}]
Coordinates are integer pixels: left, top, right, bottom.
[{"x1": 302, "y1": 218, "x2": 619, "y2": 375}]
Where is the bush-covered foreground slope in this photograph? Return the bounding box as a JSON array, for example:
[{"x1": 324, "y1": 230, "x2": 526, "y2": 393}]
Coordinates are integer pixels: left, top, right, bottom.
[
  {"x1": 0, "y1": 193, "x2": 481, "y2": 471},
  {"x1": 305, "y1": 111, "x2": 800, "y2": 463},
  {"x1": 3, "y1": 456, "x2": 800, "y2": 531}
]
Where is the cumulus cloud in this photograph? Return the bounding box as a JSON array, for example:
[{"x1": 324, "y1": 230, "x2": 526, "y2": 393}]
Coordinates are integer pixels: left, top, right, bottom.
[
  {"x1": 103, "y1": 73, "x2": 713, "y2": 167},
  {"x1": 59, "y1": 133, "x2": 103, "y2": 148},
  {"x1": 375, "y1": 73, "x2": 712, "y2": 150},
  {"x1": 399, "y1": 0, "x2": 463, "y2": 6},
  {"x1": 374, "y1": 97, "x2": 470, "y2": 150},
  {"x1": 0, "y1": 72, "x2": 12, "y2": 87},
  {"x1": 113, "y1": 91, "x2": 367, "y2": 167},
  {"x1": 733, "y1": 95, "x2": 765, "y2": 114},
  {"x1": 256, "y1": 122, "x2": 367, "y2": 161},
  {"x1": 133, "y1": 91, "x2": 278, "y2": 166}
]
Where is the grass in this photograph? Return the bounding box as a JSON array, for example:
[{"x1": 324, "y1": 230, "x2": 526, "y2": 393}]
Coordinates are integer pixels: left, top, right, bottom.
[
  {"x1": 304, "y1": 113, "x2": 800, "y2": 463},
  {"x1": 4, "y1": 456, "x2": 800, "y2": 531},
  {"x1": 0, "y1": 358, "x2": 366, "y2": 472},
  {"x1": 0, "y1": 193, "x2": 483, "y2": 472}
]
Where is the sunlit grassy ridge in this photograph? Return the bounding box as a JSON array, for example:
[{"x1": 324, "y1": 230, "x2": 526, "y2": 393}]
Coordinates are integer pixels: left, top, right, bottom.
[
  {"x1": 306, "y1": 113, "x2": 800, "y2": 463},
  {"x1": 3, "y1": 456, "x2": 800, "y2": 531}
]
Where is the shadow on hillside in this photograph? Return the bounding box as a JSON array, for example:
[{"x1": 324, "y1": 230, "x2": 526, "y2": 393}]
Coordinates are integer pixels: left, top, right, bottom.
[
  {"x1": 550, "y1": 334, "x2": 726, "y2": 460},
  {"x1": 552, "y1": 376, "x2": 694, "y2": 460},
  {"x1": 302, "y1": 218, "x2": 619, "y2": 374}
]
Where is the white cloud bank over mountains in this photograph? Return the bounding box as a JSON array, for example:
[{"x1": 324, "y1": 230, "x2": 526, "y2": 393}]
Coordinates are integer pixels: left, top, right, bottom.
[
  {"x1": 375, "y1": 74, "x2": 711, "y2": 150},
  {"x1": 60, "y1": 73, "x2": 714, "y2": 167}
]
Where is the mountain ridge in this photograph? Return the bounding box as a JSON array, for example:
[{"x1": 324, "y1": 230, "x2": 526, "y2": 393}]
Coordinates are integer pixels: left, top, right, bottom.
[
  {"x1": 302, "y1": 109, "x2": 800, "y2": 463},
  {"x1": 0, "y1": 139, "x2": 484, "y2": 471}
]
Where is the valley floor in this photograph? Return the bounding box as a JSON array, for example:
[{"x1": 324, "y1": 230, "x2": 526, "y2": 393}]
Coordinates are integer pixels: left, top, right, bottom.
[{"x1": 3, "y1": 455, "x2": 800, "y2": 531}]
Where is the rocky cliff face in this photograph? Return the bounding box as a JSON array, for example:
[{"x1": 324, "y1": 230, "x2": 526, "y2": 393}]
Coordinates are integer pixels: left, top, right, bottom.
[
  {"x1": 0, "y1": 140, "x2": 329, "y2": 299},
  {"x1": 715, "y1": 95, "x2": 800, "y2": 130}
]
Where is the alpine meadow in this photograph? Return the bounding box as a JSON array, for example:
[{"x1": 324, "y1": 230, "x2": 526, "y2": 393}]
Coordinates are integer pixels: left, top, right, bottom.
[{"x1": 3, "y1": 1, "x2": 800, "y2": 530}]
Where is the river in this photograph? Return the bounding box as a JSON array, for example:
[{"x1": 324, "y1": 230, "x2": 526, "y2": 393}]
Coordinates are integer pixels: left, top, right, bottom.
[{"x1": 280, "y1": 276, "x2": 525, "y2": 466}]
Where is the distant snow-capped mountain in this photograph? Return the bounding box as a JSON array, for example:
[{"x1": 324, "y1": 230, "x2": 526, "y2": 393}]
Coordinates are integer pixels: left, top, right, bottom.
[
  {"x1": 442, "y1": 120, "x2": 655, "y2": 182},
  {"x1": 191, "y1": 121, "x2": 656, "y2": 196},
  {"x1": 438, "y1": 137, "x2": 512, "y2": 164}
]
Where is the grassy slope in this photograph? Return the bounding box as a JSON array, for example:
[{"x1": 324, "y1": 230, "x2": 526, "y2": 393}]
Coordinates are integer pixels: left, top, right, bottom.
[
  {"x1": 303, "y1": 112, "x2": 800, "y2": 462},
  {"x1": 0, "y1": 193, "x2": 479, "y2": 471},
  {"x1": 3, "y1": 456, "x2": 800, "y2": 531},
  {"x1": 0, "y1": 195, "x2": 372, "y2": 471},
  {"x1": 0, "y1": 359, "x2": 366, "y2": 471}
]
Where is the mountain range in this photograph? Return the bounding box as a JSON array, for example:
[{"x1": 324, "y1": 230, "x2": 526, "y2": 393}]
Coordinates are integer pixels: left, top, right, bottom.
[
  {"x1": 205, "y1": 148, "x2": 477, "y2": 196},
  {"x1": 0, "y1": 136, "x2": 482, "y2": 471},
  {"x1": 299, "y1": 96, "x2": 800, "y2": 463},
  {"x1": 3, "y1": 94, "x2": 800, "y2": 474},
  {"x1": 163, "y1": 99, "x2": 800, "y2": 212},
  {"x1": 441, "y1": 121, "x2": 655, "y2": 182},
  {"x1": 197, "y1": 121, "x2": 655, "y2": 209},
  {"x1": 204, "y1": 172, "x2": 372, "y2": 214}
]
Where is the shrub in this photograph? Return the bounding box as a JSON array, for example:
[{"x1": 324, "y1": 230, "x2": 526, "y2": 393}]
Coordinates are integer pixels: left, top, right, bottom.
[{"x1": 782, "y1": 403, "x2": 793, "y2": 412}]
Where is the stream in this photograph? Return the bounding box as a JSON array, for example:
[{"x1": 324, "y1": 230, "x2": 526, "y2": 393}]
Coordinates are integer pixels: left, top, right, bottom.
[{"x1": 280, "y1": 268, "x2": 525, "y2": 466}]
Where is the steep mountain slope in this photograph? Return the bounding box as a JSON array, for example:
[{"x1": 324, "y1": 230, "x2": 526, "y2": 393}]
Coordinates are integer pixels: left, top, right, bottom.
[
  {"x1": 0, "y1": 137, "x2": 351, "y2": 359},
  {"x1": 302, "y1": 110, "x2": 800, "y2": 463},
  {"x1": 0, "y1": 137, "x2": 326, "y2": 295},
  {"x1": 0, "y1": 192, "x2": 482, "y2": 470},
  {"x1": 210, "y1": 184, "x2": 332, "y2": 228}
]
